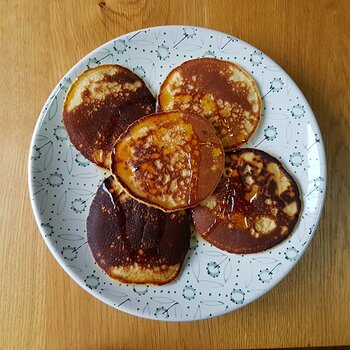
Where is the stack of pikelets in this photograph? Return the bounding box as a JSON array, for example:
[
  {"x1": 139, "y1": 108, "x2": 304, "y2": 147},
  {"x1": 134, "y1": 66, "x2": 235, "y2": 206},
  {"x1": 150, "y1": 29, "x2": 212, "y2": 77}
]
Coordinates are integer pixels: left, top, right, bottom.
[{"x1": 63, "y1": 59, "x2": 301, "y2": 285}]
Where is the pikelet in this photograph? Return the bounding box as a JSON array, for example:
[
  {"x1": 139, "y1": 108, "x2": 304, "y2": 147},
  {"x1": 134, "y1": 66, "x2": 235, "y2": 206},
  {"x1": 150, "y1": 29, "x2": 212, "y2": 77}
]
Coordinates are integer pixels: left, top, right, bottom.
[
  {"x1": 191, "y1": 149, "x2": 301, "y2": 254},
  {"x1": 157, "y1": 58, "x2": 261, "y2": 150},
  {"x1": 111, "y1": 111, "x2": 225, "y2": 212},
  {"x1": 63, "y1": 64, "x2": 155, "y2": 169},
  {"x1": 87, "y1": 177, "x2": 190, "y2": 285}
]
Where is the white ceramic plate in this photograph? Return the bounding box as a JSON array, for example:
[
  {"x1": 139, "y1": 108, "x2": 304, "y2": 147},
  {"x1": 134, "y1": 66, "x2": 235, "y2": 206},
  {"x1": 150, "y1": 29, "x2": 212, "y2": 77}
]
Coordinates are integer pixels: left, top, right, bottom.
[{"x1": 28, "y1": 26, "x2": 326, "y2": 321}]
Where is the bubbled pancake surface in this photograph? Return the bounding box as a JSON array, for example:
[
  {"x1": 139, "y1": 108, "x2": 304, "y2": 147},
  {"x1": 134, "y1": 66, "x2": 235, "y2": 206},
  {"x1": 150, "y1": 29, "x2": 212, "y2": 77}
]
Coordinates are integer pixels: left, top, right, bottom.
[
  {"x1": 87, "y1": 177, "x2": 191, "y2": 285},
  {"x1": 157, "y1": 58, "x2": 261, "y2": 150},
  {"x1": 112, "y1": 111, "x2": 225, "y2": 212},
  {"x1": 191, "y1": 148, "x2": 301, "y2": 253},
  {"x1": 63, "y1": 64, "x2": 155, "y2": 169}
]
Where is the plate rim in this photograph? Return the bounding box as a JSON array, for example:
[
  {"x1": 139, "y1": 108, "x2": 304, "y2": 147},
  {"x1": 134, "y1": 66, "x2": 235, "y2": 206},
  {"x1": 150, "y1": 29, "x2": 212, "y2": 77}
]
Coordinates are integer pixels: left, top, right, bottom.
[{"x1": 28, "y1": 25, "x2": 327, "y2": 322}]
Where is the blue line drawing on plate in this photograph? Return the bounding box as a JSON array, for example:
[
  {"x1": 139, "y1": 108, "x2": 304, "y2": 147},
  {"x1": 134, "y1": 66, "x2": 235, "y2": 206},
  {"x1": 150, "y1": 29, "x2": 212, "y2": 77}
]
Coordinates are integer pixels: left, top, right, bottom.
[
  {"x1": 48, "y1": 97, "x2": 58, "y2": 121},
  {"x1": 220, "y1": 35, "x2": 238, "y2": 50},
  {"x1": 128, "y1": 31, "x2": 142, "y2": 41},
  {"x1": 142, "y1": 302, "x2": 150, "y2": 317},
  {"x1": 263, "y1": 65, "x2": 282, "y2": 72},
  {"x1": 65, "y1": 146, "x2": 74, "y2": 174},
  {"x1": 254, "y1": 125, "x2": 278, "y2": 147},
  {"x1": 286, "y1": 121, "x2": 293, "y2": 144},
  {"x1": 307, "y1": 176, "x2": 325, "y2": 197},
  {"x1": 41, "y1": 223, "x2": 54, "y2": 237},
  {"x1": 72, "y1": 172, "x2": 98, "y2": 179},
  {"x1": 202, "y1": 50, "x2": 216, "y2": 58},
  {"x1": 201, "y1": 250, "x2": 226, "y2": 257},
  {"x1": 33, "y1": 187, "x2": 45, "y2": 196},
  {"x1": 34, "y1": 134, "x2": 48, "y2": 142},
  {"x1": 189, "y1": 234, "x2": 199, "y2": 251},
  {"x1": 289, "y1": 152, "x2": 304, "y2": 167},
  {"x1": 193, "y1": 304, "x2": 201, "y2": 319},
  {"x1": 129, "y1": 29, "x2": 151, "y2": 42},
  {"x1": 290, "y1": 104, "x2": 306, "y2": 119},
  {"x1": 156, "y1": 44, "x2": 170, "y2": 60},
  {"x1": 182, "y1": 285, "x2": 196, "y2": 300},
  {"x1": 173, "y1": 27, "x2": 197, "y2": 48},
  {"x1": 71, "y1": 198, "x2": 87, "y2": 213},
  {"x1": 94, "y1": 53, "x2": 113, "y2": 66},
  {"x1": 223, "y1": 258, "x2": 233, "y2": 283},
  {"x1": 191, "y1": 253, "x2": 201, "y2": 282},
  {"x1": 201, "y1": 300, "x2": 224, "y2": 306},
  {"x1": 284, "y1": 247, "x2": 299, "y2": 261},
  {"x1": 306, "y1": 133, "x2": 321, "y2": 151},
  {"x1": 58, "y1": 234, "x2": 85, "y2": 242},
  {"x1": 118, "y1": 298, "x2": 131, "y2": 307},
  {"x1": 44, "y1": 142, "x2": 54, "y2": 170},
  {"x1": 57, "y1": 190, "x2": 67, "y2": 215},
  {"x1": 132, "y1": 65, "x2": 146, "y2": 78},
  {"x1": 159, "y1": 302, "x2": 179, "y2": 318},
  {"x1": 258, "y1": 268, "x2": 273, "y2": 284},
  {"x1": 54, "y1": 126, "x2": 68, "y2": 141},
  {"x1": 270, "y1": 77, "x2": 284, "y2": 91},
  {"x1": 252, "y1": 257, "x2": 280, "y2": 264},
  {"x1": 65, "y1": 265, "x2": 82, "y2": 273},
  {"x1": 54, "y1": 78, "x2": 72, "y2": 96},
  {"x1": 68, "y1": 188, "x2": 95, "y2": 196},
  {"x1": 151, "y1": 296, "x2": 177, "y2": 304},
  {"x1": 262, "y1": 78, "x2": 284, "y2": 99},
  {"x1": 264, "y1": 125, "x2": 278, "y2": 141},
  {"x1": 133, "y1": 286, "x2": 149, "y2": 296},
  {"x1": 197, "y1": 280, "x2": 224, "y2": 288},
  {"x1": 230, "y1": 288, "x2": 245, "y2": 304},
  {"x1": 155, "y1": 306, "x2": 169, "y2": 319},
  {"x1": 183, "y1": 27, "x2": 196, "y2": 38},
  {"x1": 47, "y1": 172, "x2": 64, "y2": 187},
  {"x1": 113, "y1": 39, "x2": 127, "y2": 54},
  {"x1": 62, "y1": 217, "x2": 86, "y2": 222},
  {"x1": 85, "y1": 274, "x2": 100, "y2": 290},
  {"x1": 71, "y1": 241, "x2": 88, "y2": 253},
  {"x1": 75, "y1": 154, "x2": 90, "y2": 167},
  {"x1": 258, "y1": 262, "x2": 282, "y2": 284},
  {"x1": 61, "y1": 246, "x2": 78, "y2": 261},
  {"x1": 31, "y1": 180, "x2": 43, "y2": 189},
  {"x1": 206, "y1": 261, "x2": 221, "y2": 278},
  {"x1": 32, "y1": 140, "x2": 52, "y2": 159},
  {"x1": 250, "y1": 50, "x2": 263, "y2": 66},
  {"x1": 31, "y1": 147, "x2": 42, "y2": 161}
]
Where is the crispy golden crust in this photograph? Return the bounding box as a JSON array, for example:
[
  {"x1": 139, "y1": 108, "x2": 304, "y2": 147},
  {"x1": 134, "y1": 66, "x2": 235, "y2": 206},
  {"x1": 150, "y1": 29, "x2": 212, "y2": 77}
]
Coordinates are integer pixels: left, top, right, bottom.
[
  {"x1": 63, "y1": 64, "x2": 155, "y2": 169},
  {"x1": 111, "y1": 111, "x2": 225, "y2": 212},
  {"x1": 191, "y1": 148, "x2": 301, "y2": 253},
  {"x1": 157, "y1": 58, "x2": 261, "y2": 150},
  {"x1": 87, "y1": 177, "x2": 190, "y2": 285}
]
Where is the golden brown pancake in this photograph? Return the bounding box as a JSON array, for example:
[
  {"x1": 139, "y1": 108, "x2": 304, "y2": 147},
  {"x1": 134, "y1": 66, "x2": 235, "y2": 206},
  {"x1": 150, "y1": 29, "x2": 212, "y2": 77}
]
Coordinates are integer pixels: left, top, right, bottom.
[
  {"x1": 191, "y1": 149, "x2": 301, "y2": 253},
  {"x1": 111, "y1": 111, "x2": 225, "y2": 212},
  {"x1": 63, "y1": 64, "x2": 155, "y2": 169},
  {"x1": 87, "y1": 177, "x2": 190, "y2": 285},
  {"x1": 157, "y1": 58, "x2": 261, "y2": 150}
]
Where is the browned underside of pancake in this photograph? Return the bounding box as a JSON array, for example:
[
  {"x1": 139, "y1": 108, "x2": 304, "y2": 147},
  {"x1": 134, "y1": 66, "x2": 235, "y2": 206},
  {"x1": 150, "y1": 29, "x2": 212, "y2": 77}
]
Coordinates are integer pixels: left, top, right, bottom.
[
  {"x1": 63, "y1": 65, "x2": 155, "y2": 169},
  {"x1": 191, "y1": 148, "x2": 301, "y2": 253},
  {"x1": 87, "y1": 177, "x2": 191, "y2": 285},
  {"x1": 111, "y1": 111, "x2": 224, "y2": 212},
  {"x1": 157, "y1": 58, "x2": 261, "y2": 150}
]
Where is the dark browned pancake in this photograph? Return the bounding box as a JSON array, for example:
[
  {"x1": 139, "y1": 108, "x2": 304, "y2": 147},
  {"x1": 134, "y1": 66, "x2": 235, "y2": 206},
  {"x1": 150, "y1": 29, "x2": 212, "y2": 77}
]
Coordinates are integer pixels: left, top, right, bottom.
[
  {"x1": 111, "y1": 111, "x2": 225, "y2": 212},
  {"x1": 157, "y1": 58, "x2": 261, "y2": 150},
  {"x1": 191, "y1": 149, "x2": 301, "y2": 253},
  {"x1": 63, "y1": 65, "x2": 155, "y2": 169},
  {"x1": 87, "y1": 177, "x2": 190, "y2": 285}
]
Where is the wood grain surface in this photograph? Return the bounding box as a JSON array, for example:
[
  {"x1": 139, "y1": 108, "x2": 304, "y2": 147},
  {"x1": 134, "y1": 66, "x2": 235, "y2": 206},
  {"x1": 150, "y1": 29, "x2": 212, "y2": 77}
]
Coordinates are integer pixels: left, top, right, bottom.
[{"x1": 0, "y1": 0, "x2": 349, "y2": 349}]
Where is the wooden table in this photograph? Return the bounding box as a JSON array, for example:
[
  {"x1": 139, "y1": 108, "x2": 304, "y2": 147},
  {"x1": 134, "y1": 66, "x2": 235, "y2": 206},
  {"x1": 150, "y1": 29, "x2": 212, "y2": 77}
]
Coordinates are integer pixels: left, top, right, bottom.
[{"x1": 1, "y1": 1, "x2": 349, "y2": 349}]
